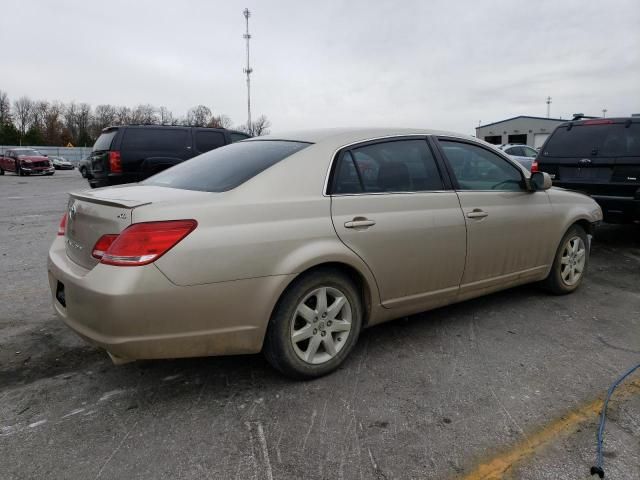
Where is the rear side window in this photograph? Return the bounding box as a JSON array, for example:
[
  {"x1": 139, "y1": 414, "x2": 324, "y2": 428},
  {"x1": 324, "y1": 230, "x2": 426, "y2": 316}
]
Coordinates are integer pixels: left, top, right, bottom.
[
  {"x1": 144, "y1": 140, "x2": 310, "y2": 192},
  {"x1": 543, "y1": 123, "x2": 640, "y2": 157},
  {"x1": 195, "y1": 131, "x2": 226, "y2": 152},
  {"x1": 121, "y1": 128, "x2": 188, "y2": 153},
  {"x1": 93, "y1": 130, "x2": 118, "y2": 151},
  {"x1": 332, "y1": 139, "x2": 443, "y2": 194}
]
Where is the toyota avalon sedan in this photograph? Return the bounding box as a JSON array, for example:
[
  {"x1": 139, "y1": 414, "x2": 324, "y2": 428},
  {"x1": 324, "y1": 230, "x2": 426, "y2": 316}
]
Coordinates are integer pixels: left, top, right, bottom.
[{"x1": 48, "y1": 128, "x2": 603, "y2": 379}]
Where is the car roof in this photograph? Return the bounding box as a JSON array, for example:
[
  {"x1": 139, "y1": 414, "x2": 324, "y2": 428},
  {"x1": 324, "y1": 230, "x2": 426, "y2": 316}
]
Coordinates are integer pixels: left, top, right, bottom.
[{"x1": 251, "y1": 127, "x2": 478, "y2": 146}]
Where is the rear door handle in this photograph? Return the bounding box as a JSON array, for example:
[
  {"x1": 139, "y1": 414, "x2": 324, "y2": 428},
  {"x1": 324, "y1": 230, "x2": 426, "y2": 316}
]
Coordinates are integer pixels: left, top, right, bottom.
[
  {"x1": 466, "y1": 209, "x2": 488, "y2": 219},
  {"x1": 344, "y1": 217, "x2": 376, "y2": 229}
]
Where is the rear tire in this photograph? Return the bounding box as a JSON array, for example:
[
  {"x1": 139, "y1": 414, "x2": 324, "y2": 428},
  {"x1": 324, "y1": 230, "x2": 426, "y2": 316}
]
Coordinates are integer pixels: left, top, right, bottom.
[
  {"x1": 263, "y1": 268, "x2": 363, "y2": 379},
  {"x1": 542, "y1": 225, "x2": 589, "y2": 295},
  {"x1": 79, "y1": 167, "x2": 87, "y2": 178},
  {"x1": 0, "y1": 167, "x2": 4, "y2": 175}
]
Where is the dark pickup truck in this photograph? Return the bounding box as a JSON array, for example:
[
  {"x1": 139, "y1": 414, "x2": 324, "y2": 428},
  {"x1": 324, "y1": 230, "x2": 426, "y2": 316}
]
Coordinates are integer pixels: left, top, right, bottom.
[
  {"x1": 0, "y1": 148, "x2": 55, "y2": 176},
  {"x1": 87, "y1": 125, "x2": 251, "y2": 188},
  {"x1": 534, "y1": 117, "x2": 640, "y2": 223}
]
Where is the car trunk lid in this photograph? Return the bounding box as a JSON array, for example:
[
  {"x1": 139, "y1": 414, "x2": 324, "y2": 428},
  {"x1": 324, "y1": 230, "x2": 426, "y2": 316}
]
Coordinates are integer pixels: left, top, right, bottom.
[{"x1": 64, "y1": 185, "x2": 210, "y2": 269}]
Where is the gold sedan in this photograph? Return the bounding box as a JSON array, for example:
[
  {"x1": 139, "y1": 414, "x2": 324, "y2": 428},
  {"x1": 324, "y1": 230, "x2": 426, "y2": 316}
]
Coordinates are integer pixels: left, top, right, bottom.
[{"x1": 48, "y1": 128, "x2": 602, "y2": 378}]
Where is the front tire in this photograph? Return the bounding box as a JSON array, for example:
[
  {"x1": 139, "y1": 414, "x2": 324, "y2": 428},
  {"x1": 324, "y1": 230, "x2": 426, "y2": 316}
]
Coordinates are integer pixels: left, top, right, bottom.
[
  {"x1": 79, "y1": 167, "x2": 87, "y2": 178},
  {"x1": 543, "y1": 225, "x2": 589, "y2": 295},
  {"x1": 263, "y1": 268, "x2": 363, "y2": 379}
]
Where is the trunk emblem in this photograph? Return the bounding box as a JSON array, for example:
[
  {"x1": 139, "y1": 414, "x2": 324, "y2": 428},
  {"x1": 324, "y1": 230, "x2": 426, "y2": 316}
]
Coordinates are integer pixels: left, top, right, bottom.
[
  {"x1": 66, "y1": 238, "x2": 83, "y2": 251},
  {"x1": 68, "y1": 202, "x2": 77, "y2": 220},
  {"x1": 579, "y1": 158, "x2": 592, "y2": 165},
  {"x1": 117, "y1": 212, "x2": 127, "y2": 220}
]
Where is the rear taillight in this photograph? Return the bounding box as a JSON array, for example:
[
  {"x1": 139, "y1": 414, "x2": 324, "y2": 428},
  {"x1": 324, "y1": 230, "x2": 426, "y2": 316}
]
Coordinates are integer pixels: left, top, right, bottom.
[
  {"x1": 98, "y1": 220, "x2": 197, "y2": 266},
  {"x1": 531, "y1": 161, "x2": 539, "y2": 173},
  {"x1": 109, "y1": 151, "x2": 122, "y2": 173},
  {"x1": 57, "y1": 213, "x2": 67, "y2": 236},
  {"x1": 92, "y1": 234, "x2": 119, "y2": 259}
]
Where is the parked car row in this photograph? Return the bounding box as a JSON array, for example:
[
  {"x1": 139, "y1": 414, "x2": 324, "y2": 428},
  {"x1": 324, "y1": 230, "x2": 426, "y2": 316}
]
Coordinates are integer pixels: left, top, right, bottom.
[{"x1": 0, "y1": 148, "x2": 55, "y2": 175}]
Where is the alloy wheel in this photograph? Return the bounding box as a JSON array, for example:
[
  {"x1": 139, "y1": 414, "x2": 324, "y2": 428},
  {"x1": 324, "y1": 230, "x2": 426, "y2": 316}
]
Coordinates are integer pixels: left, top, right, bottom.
[
  {"x1": 290, "y1": 286, "x2": 352, "y2": 365},
  {"x1": 560, "y1": 236, "x2": 586, "y2": 286}
]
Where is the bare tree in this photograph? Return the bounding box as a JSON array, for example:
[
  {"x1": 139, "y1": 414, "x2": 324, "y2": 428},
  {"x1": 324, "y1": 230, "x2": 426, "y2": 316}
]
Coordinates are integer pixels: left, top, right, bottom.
[
  {"x1": 0, "y1": 90, "x2": 11, "y2": 125},
  {"x1": 208, "y1": 114, "x2": 233, "y2": 129},
  {"x1": 76, "y1": 103, "x2": 93, "y2": 145},
  {"x1": 30, "y1": 100, "x2": 49, "y2": 131},
  {"x1": 13, "y1": 96, "x2": 34, "y2": 140},
  {"x1": 43, "y1": 102, "x2": 64, "y2": 145},
  {"x1": 93, "y1": 104, "x2": 117, "y2": 135},
  {"x1": 130, "y1": 104, "x2": 158, "y2": 124},
  {"x1": 242, "y1": 115, "x2": 271, "y2": 136},
  {"x1": 186, "y1": 105, "x2": 212, "y2": 127},
  {"x1": 63, "y1": 102, "x2": 79, "y2": 143},
  {"x1": 115, "y1": 106, "x2": 131, "y2": 125}
]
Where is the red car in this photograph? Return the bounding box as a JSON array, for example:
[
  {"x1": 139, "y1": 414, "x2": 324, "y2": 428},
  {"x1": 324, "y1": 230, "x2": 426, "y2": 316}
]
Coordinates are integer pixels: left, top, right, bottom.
[{"x1": 0, "y1": 148, "x2": 55, "y2": 176}]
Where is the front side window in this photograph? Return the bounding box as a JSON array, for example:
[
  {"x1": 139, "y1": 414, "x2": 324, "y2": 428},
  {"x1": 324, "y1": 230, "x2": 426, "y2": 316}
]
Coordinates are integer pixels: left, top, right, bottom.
[
  {"x1": 331, "y1": 139, "x2": 443, "y2": 194},
  {"x1": 440, "y1": 140, "x2": 524, "y2": 191},
  {"x1": 144, "y1": 140, "x2": 310, "y2": 192}
]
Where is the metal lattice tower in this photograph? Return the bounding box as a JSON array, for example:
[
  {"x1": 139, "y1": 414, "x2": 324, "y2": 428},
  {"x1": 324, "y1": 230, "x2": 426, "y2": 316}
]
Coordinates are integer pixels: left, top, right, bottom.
[{"x1": 243, "y1": 8, "x2": 253, "y2": 132}]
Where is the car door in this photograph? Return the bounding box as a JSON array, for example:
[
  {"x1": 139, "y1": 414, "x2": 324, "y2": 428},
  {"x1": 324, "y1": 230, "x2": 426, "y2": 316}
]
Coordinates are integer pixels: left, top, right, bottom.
[
  {"x1": 436, "y1": 138, "x2": 555, "y2": 296},
  {"x1": 329, "y1": 137, "x2": 466, "y2": 310}
]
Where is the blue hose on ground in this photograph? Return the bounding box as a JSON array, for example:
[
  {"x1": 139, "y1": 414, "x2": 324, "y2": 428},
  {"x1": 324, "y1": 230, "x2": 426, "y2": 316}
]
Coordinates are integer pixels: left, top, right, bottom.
[{"x1": 590, "y1": 362, "x2": 640, "y2": 478}]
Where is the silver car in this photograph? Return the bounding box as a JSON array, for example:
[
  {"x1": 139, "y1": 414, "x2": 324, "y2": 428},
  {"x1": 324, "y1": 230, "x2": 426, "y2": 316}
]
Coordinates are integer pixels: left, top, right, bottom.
[
  {"x1": 48, "y1": 128, "x2": 602, "y2": 378},
  {"x1": 498, "y1": 143, "x2": 539, "y2": 170}
]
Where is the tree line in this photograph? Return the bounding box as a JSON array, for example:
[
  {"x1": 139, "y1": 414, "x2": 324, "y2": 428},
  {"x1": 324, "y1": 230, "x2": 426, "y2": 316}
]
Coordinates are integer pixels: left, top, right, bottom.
[{"x1": 0, "y1": 90, "x2": 271, "y2": 147}]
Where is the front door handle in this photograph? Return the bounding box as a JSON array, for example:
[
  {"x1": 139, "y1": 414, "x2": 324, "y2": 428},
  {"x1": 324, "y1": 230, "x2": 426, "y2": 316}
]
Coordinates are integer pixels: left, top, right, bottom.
[
  {"x1": 344, "y1": 217, "x2": 376, "y2": 229},
  {"x1": 466, "y1": 209, "x2": 488, "y2": 219}
]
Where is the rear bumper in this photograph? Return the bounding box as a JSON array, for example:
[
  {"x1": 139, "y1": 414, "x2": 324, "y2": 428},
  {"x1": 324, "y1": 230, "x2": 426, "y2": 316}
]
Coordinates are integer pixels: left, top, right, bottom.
[
  {"x1": 591, "y1": 195, "x2": 640, "y2": 223},
  {"x1": 47, "y1": 236, "x2": 293, "y2": 362}
]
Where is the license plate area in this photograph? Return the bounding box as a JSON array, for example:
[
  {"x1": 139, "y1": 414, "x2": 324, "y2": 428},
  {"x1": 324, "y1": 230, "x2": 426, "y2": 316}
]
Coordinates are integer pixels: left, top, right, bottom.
[
  {"x1": 559, "y1": 166, "x2": 612, "y2": 182},
  {"x1": 55, "y1": 281, "x2": 66, "y2": 308}
]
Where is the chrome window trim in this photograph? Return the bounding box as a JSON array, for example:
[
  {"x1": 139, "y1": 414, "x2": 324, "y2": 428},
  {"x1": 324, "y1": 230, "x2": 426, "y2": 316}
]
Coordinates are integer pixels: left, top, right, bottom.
[{"x1": 322, "y1": 133, "x2": 454, "y2": 197}]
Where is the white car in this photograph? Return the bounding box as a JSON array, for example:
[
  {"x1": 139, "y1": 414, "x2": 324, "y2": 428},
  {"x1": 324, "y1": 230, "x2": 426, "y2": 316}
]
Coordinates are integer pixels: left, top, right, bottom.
[{"x1": 498, "y1": 144, "x2": 538, "y2": 171}]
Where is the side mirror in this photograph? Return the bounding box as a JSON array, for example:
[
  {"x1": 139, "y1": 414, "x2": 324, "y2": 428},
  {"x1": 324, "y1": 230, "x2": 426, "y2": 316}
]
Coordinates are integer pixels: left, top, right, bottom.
[{"x1": 530, "y1": 171, "x2": 552, "y2": 191}]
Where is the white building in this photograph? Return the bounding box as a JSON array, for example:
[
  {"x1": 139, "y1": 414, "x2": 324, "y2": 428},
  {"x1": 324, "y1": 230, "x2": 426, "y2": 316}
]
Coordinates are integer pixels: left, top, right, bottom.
[{"x1": 475, "y1": 116, "x2": 566, "y2": 148}]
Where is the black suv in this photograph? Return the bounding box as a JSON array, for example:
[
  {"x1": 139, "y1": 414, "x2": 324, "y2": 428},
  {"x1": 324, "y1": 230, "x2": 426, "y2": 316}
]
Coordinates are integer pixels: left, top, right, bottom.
[
  {"x1": 88, "y1": 125, "x2": 251, "y2": 188},
  {"x1": 535, "y1": 117, "x2": 640, "y2": 223}
]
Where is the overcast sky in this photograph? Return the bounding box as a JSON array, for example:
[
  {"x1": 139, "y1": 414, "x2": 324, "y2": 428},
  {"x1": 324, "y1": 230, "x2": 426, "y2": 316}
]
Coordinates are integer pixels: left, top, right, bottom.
[{"x1": 1, "y1": 0, "x2": 639, "y2": 134}]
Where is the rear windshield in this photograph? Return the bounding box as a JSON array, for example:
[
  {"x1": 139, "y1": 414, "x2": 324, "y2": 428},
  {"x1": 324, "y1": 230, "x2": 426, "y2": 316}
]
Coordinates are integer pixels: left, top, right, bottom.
[
  {"x1": 543, "y1": 123, "x2": 640, "y2": 157},
  {"x1": 143, "y1": 140, "x2": 311, "y2": 192},
  {"x1": 93, "y1": 130, "x2": 118, "y2": 151}
]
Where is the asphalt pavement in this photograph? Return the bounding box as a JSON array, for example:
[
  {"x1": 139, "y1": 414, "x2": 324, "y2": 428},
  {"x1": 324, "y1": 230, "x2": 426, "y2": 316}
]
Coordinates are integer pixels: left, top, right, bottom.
[{"x1": 1, "y1": 170, "x2": 638, "y2": 479}]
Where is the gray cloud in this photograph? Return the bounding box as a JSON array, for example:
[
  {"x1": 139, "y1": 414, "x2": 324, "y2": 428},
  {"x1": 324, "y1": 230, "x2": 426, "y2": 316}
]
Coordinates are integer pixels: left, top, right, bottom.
[{"x1": 1, "y1": 0, "x2": 638, "y2": 134}]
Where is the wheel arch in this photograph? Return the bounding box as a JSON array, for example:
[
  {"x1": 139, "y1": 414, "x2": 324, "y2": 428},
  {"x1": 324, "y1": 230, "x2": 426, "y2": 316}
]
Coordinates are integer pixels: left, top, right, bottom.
[{"x1": 269, "y1": 259, "x2": 380, "y2": 330}]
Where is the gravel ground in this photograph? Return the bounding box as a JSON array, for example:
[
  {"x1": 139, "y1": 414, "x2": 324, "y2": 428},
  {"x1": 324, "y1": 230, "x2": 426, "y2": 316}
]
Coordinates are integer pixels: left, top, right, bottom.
[{"x1": 1, "y1": 170, "x2": 639, "y2": 479}]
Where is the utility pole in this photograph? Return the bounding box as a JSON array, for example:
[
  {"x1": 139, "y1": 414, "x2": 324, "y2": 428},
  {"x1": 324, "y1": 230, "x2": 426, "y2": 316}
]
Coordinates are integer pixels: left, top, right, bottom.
[
  {"x1": 602, "y1": 108, "x2": 607, "y2": 118},
  {"x1": 546, "y1": 96, "x2": 552, "y2": 118},
  {"x1": 243, "y1": 8, "x2": 253, "y2": 133}
]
